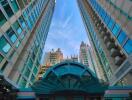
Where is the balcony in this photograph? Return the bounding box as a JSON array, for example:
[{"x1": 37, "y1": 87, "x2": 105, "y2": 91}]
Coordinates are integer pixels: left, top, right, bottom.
[
  {"x1": 106, "y1": 41, "x2": 115, "y2": 50},
  {"x1": 104, "y1": 36, "x2": 110, "y2": 43},
  {"x1": 115, "y1": 56, "x2": 124, "y2": 66},
  {"x1": 110, "y1": 48, "x2": 121, "y2": 57},
  {"x1": 100, "y1": 31, "x2": 105, "y2": 37}
]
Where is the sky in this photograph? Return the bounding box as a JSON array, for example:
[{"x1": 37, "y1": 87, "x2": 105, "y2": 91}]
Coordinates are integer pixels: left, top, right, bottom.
[{"x1": 42, "y1": 0, "x2": 90, "y2": 61}]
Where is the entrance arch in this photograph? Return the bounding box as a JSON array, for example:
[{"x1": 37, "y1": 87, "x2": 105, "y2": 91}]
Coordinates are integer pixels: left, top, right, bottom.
[{"x1": 31, "y1": 61, "x2": 108, "y2": 100}]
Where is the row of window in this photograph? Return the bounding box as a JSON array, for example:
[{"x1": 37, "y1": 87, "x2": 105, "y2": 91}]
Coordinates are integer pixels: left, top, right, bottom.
[
  {"x1": 0, "y1": 0, "x2": 19, "y2": 26},
  {"x1": 79, "y1": 1, "x2": 112, "y2": 80},
  {"x1": 88, "y1": 0, "x2": 132, "y2": 55},
  {"x1": 106, "y1": 0, "x2": 132, "y2": 20},
  {"x1": 0, "y1": 0, "x2": 48, "y2": 72},
  {"x1": 17, "y1": 0, "x2": 53, "y2": 87}
]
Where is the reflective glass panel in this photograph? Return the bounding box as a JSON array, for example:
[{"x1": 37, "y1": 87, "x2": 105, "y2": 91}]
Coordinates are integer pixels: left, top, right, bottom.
[
  {"x1": 0, "y1": 10, "x2": 7, "y2": 26},
  {"x1": 10, "y1": 0, "x2": 19, "y2": 12},
  {"x1": 0, "y1": 54, "x2": 4, "y2": 63},
  {"x1": 112, "y1": 23, "x2": 120, "y2": 36},
  {"x1": 19, "y1": 16, "x2": 26, "y2": 29},
  {"x1": 124, "y1": 39, "x2": 132, "y2": 54},
  {"x1": 108, "y1": 17, "x2": 115, "y2": 30},
  {"x1": 104, "y1": 14, "x2": 110, "y2": 25},
  {"x1": 0, "y1": 0, "x2": 14, "y2": 17},
  {"x1": 117, "y1": 30, "x2": 127, "y2": 45},
  {"x1": 0, "y1": 36, "x2": 11, "y2": 53},
  {"x1": 15, "y1": 40, "x2": 20, "y2": 48},
  {"x1": 6, "y1": 28, "x2": 17, "y2": 43}
]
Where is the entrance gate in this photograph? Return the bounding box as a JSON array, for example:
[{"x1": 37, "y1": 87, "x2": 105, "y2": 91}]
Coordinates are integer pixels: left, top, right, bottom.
[{"x1": 32, "y1": 61, "x2": 108, "y2": 100}]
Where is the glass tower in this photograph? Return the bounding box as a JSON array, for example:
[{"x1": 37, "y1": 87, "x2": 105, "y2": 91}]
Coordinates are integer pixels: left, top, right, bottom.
[
  {"x1": 77, "y1": 0, "x2": 132, "y2": 85},
  {"x1": 0, "y1": 0, "x2": 55, "y2": 88}
]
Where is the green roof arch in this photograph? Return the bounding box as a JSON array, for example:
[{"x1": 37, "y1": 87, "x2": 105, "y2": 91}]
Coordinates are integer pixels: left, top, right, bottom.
[{"x1": 31, "y1": 61, "x2": 108, "y2": 95}]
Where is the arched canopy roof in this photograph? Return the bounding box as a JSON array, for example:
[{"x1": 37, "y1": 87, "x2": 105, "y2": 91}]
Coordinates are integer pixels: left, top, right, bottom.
[{"x1": 31, "y1": 61, "x2": 108, "y2": 95}]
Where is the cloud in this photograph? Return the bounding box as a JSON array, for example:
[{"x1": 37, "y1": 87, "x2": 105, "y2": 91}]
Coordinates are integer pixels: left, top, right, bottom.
[{"x1": 41, "y1": 0, "x2": 90, "y2": 64}]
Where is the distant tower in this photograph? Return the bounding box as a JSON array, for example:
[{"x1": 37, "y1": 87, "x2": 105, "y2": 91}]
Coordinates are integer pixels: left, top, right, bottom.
[
  {"x1": 79, "y1": 41, "x2": 89, "y2": 67},
  {"x1": 43, "y1": 48, "x2": 63, "y2": 66}
]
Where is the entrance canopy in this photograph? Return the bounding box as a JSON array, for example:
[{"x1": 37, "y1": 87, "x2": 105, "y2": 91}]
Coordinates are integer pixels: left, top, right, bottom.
[{"x1": 31, "y1": 61, "x2": 108, "y2": 95}]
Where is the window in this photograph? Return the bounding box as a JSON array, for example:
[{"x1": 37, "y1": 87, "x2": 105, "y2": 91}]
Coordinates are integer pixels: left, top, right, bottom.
[
  {"x1": 0, "y1": 54, "x2": 4, "y2": 63},
  {"x1": 31, "y1": 74, "x2": 35, "y2": 82},
  {"x1": 33, "y1": 67, "x2": 38, "y2": 75},
  {"x1": 26, "y1": 18, "x2": 32, "y2": 30},
  {"x1": 20, "y1": 77, "x2": 27, "y2": 88},
  {"x1": 9, "y1": 50, "x2": 15, "y2": 59},
  {"x1": 104, "y1": 14, "x2": 110, "y2": 25},
  {"x1": 19, "y1": 16, "x2": 26, "y2": 29},
  {"x1": 15, "y1": 40, "x2": 20, "y2": 48},
  {"x1": 13, "y1": 21, "x2": 22, "y2": 35},
  {"x1": 117, "y1": 30, "x2": 127, "y2": 45},
  {"x1": 23, "y1": 0, "x2": 28, "y2": 6},
  {"x1": 108, "y1": 17, "x2": 115, "y2": 30},
  {"x1": 0, "y1": 10, "x2": 7, "y2": 26},
  {"x1": 123, "y1": 39, "x2": 132, "y2": 54},
  {"x1": 24, "y1": 68, "x2": 30, "y2": 78},
  {"x1": 112, "y1": 23, "x2": 120, "y2": 36},
  {"x1": 6, "y1": 28, "x2": 17, "y2": 43},
  {"x1": 1, "y1": 61, "x2": 8, "y2": 71},
  {"x1": 17, "y1": 0, "x2": 25, "y2": 9},
  {"x1": 23, "y1": 11, "x2": 28, "y2": 19},
  {"x1": 0, "y1": 0, "x2": 14, "y2": 17},
  {"x1": 10, "y1": 0, "x2": 19, "y2": 12},
  {"x1": 28, "y1": 59, "x2": 33, "y2": 69},
  {"x1": 0, "y1": 36, "x2": 11, "y2": 53}
]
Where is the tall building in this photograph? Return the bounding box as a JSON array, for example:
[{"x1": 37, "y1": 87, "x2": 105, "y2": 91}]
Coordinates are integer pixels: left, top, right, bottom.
[
  {"x1": 0, "y1": 0, "x2": 55, "y2": 87},
  {"x1": 78, "y1": 0, "x2": 132, "y2": 85},
  {"x1": 43, "y1": 48, "x2": 63, "y2": 66},
  {"x1": 79, "y1": 41, "x2": 98, "y2": 75},
  {"x1": 64, "y1": 55, "x2": 79, "y2": 62},
  {"x1": 79, "y1": 41, "x2": 89, "y2": 67},
  {"x1": 37, "y1": 64, "x2": 51, "y2": 80}
]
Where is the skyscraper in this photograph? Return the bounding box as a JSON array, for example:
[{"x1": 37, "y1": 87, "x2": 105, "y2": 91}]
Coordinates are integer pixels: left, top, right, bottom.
[
  {"x1": 79, "y1": 41, "x2": 98, "y2": 75},
  {"x1": 79, "y1": 41, "x2": 89, "y2": 67},
  {"x1": 43, "y1": 48, "x2": 63, "y2": 66},
  {"x1": 78, "y1": 0, "x2": 132, "y2": 85},
  {"x1": 0, "y1": 0, "x2": 55, "y2": 87}
]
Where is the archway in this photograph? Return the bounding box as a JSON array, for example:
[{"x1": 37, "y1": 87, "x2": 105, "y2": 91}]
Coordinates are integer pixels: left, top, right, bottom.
[{"x1": 31, "y1": 61, "x2": 108, "y2": 100}]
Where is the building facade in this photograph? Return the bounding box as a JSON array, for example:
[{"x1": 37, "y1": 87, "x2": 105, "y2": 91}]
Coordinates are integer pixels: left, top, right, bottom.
[
  {"x1": 79, "y1": 41, "x2": 89, "y2": 67},
  {"x1": 43, "y1": 48, "x2": 63, "y2": 66},
  {"x1": 0, "y1": 0, "x2": 55, "y2": 88},
  {"x1": 78, "y1": 0, "x2": 132, "y2": 85},
  {"x1": 64, "y1": 55, "x2": 79, "y2": 63},
  {"x1": 37, "y1": 64, "x2": 51, "y2": 80},
  {"x1": 79, "y1": 41, "x2": 104, "y2": 80}
]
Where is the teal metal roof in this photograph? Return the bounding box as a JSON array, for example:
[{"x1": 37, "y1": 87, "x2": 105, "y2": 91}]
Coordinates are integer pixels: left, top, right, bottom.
[{"x1": 31, "y1": 61, "x2": 108, "y2": 94}]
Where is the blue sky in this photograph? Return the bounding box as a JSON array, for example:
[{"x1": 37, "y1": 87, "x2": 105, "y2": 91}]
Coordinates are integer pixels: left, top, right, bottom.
[{"x1": 43, "y1": 0, "x2": 90, "y2": 59}]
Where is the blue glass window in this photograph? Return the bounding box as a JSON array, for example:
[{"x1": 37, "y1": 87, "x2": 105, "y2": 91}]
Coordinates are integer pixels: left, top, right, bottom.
[
  {"x1": 112, "y1": 23, "x2": 120, "y2": 37},
  {"x1": 15, "y1": 41, "x2": 20, "y2": 48},
  {"x1": 13, "y1": 21, "x2": 22, "y2": 35},
  {"x1": 0, "y1": 54, "x2": 4, "y2": 63},
  {"x1": 108, "y1": 17, "x2": 115, "y2": 30},
  {"x1": 10, "y1": 0, "x2": 19, "y2": 12},
  {"x1": 1, "y1": 0, "x2": 14, "y2": 18},
  {"x1": 0, "y1": 10, "x2": 7, "y2": 26},
  {"x1": 124, "y1": 39, "x2": 132, "y2": 54},
  {"x1": 104, "y1": 14, "x2": 110, "y2": 25},
  {"x1": 26, "y1": 18, "x2": 32, "y2": 30},
  {"x1": 19, "y1": 16, "x2": 26, "y2": 29},
  {"x1": 6, "y1": 28, "x2": 17, "y2": 43},
  {"x1": 117, "y1": 30, "x2": 127, "y2": 45},
  {"x1": 0, "y1": 36, "x2": 11, "y2": 53}
]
